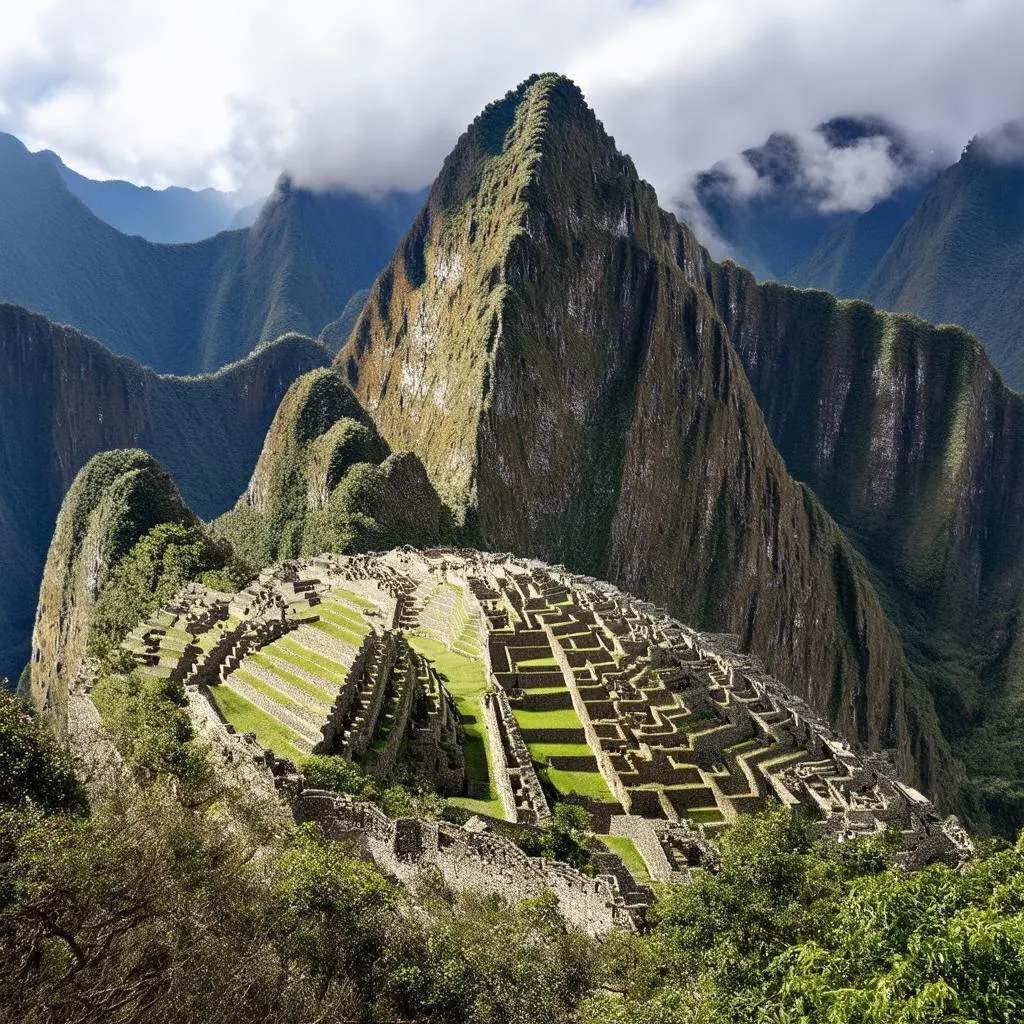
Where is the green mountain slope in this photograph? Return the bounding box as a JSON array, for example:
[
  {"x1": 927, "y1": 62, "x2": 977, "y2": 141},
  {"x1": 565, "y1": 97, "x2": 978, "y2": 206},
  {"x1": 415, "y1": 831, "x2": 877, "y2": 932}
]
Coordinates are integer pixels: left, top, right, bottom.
[
  {"x1": 787, "y1": 186, "x2": 932, "y2": 297},
  {"x1": 0, "y1": 132, "x2": 419, "y2": 373},
  {"x1": 213, "y1": 368, "x2": 444, "y2": 569},
  {"x1": 710, "y1": 269, "x2": 1024, "y2": 832},
  {"x1": 338, "y1": 74, "x2": 958, "y2": 809},
  {"x1": 0, "y1": 303, "x2": 329, "y2": 683},
  {"x1": 29, "y1": 450, "x2": 199, "y2": 725},
  {"x1": 856, "y1": 137, "x2": 1024, "y2": 389}
]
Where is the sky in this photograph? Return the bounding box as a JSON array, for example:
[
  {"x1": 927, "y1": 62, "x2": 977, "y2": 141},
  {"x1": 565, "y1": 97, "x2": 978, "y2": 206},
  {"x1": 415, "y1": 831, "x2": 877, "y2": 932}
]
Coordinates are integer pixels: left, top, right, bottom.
[{"x1": 2, "y1": 0, "x2": 1024, "y2": 212}]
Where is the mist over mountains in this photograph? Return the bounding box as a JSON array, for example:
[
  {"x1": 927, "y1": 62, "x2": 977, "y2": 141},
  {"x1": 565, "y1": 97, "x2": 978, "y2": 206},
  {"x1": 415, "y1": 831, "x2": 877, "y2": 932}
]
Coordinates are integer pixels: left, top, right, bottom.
[
  {"x1": 689, "y1": 117, "x2": 1024, "y2": 390},
  {"x1": 0, "y1": 132, "x2": 421, "y2": 374}
]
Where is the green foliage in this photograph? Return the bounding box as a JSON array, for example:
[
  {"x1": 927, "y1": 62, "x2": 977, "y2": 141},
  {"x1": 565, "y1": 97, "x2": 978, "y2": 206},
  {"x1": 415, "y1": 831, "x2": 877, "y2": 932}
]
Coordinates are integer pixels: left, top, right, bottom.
[
  {"x1": 298, "y1": 754, "x2": 446, "y2": 820},
  {"x1": 581, "y1": 804, "x2": 1024, "y2": 1024},
  {"x1": 0, "y1": 696, "x2": 85, "y2": 815},
  {"x1": 0, "y1": 781, "x2": 595, "y2": 1024},
  {"x1": 91, "y1": 521, "x2": 247, "y2": 645},
  {"x1": 385, "y1": 885, "x2": 598, "y2": 1024},
  {"x1": 89, "y1": 670, "x2": 211, "y2": 795},
  {"x1": 515, "y1": 803, "x2": 595, "y2": 872},
  {"x1": 272, "y1": 822, "x2": 399, "y2": 998}
]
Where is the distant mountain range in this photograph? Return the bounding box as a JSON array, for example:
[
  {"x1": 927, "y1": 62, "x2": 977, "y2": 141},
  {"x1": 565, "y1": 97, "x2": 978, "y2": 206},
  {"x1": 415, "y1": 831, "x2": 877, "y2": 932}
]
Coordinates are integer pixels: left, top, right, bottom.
[
  {"x1": 692, "y1": 119, "x2": 1024, "y2": 391},
  {"x1": 0, "y1": 132, "x2": 422, "y2": 374},
  {"x1": 34, "y1": 145, "x2": 259, "y2": 242}
]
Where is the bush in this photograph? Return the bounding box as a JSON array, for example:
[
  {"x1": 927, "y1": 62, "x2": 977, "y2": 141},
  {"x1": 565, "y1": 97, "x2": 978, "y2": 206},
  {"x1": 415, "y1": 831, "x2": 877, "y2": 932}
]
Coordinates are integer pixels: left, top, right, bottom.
[
  {"x1": 89, "y1": 671, "x2": 211, "y2": 796},
  {"x1": 0, "y1": 696, "x2": 86, "y2": 815},
  {"x1": 91, "y1": 522, "x2": 244, "y2": 645}
]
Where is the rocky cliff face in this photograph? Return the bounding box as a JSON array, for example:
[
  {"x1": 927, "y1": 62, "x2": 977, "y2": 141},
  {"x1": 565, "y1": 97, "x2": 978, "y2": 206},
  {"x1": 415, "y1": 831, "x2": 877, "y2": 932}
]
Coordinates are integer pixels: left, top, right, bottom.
[
  {"x1": 30, "y1": 450, "x2": 197, "y2": 729},
  {"x1": 213, "y1": 369, "x2": 444, "y2": 569},
  {"x1": 709, "y1": 268, "x2": 1024, "y2": 832},
  {"x1": 0, "y1": 304, "x2": 328, "y2": 683},
  {"x1": 339, "y1": 75, "x2": 958, "y2": 808},
  {"x1": 0, "y1": 133, "x2": 419, "y2": 373},
  {"x1": 857, "y1": 136, "x2": 1024, "y2": 390}
]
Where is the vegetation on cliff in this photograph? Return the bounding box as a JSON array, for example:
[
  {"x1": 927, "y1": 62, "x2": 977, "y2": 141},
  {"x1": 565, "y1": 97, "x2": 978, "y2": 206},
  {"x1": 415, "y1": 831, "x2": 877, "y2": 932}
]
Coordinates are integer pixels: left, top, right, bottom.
[
  {"x1": 338, "y1": 73, "x2": 955, "y2": 809},
  {"x1": 0, "y1": 304, "x2": 328, "y2": 684},
  {"x1": 213, "y1": 369, "x2": 446, "y2": 569}
]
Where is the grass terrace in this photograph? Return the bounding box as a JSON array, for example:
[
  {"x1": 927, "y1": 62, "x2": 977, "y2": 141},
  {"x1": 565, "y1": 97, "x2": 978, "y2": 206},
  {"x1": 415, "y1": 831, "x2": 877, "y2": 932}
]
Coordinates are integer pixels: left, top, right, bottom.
[
  {"x1": 207, "y1": 684, "x2": 306, "y2": 762},
  {"x1": 407, "y1": 634, "x2": 505, "y2": 818},
  {"x1": 512, "y1": 707, "x2": 585, "y2": 731},
  {"x1": 540, "y1": 766, "x2": 616, "y2": 801},
  {"x1": 598, "y1": 835, "x2": 651, "y2": 882},
  {"x1": 330, "y1": 587, "x2": 378, "y2": 610}
]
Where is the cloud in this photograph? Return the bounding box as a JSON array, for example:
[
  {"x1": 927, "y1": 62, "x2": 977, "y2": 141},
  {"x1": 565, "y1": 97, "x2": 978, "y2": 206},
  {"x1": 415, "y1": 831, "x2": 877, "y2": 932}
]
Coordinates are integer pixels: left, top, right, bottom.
[
  {"x1": 0, "y1": 0, "x2": 1023, "y2": 208},
  {"x1": 973, "y1": 119, "x2": 1024, "y2": 164}
]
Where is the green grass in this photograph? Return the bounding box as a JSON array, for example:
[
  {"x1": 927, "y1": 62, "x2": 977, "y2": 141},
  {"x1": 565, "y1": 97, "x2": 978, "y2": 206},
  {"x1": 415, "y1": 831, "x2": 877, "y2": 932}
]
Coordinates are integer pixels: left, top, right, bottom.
[
  {"x1": 598, "y1": 835, "x2": 651, "y2": 882},
  {"x1": 318, "y1": 601, "x2": 372, "y2": 635},
  {"x1": 277, "y1": 636, "x2": 351, "y2": 678},
  {"x1": 331, "y1": 587, "x2": 378, "y2": 610},
  {"x1": 249, "y1": 653, "x2": 335, "y2": 705},
  {"x1": 512, "y1": 707, "x2": 584, "y2": 730},
  {"x1": 310, "y1": 618, "x2": 365, "y2": 648},
  {"x1": 234, "y1": 668, "x2": 301, "y2": 711},
  {"x1": 514, "y1": 656, "x2": 558, "y2": 668},
  {"x1": 407, "y1": 634, "x2": 505, "y2": 819},
  {"x1": 686, "y1": 807, "x2": 726, "y2": 824},
  {"x1": 207, "y1": 685, "x2": 306, "y2": 762},
  {"x1": 262, "y1": 643, "x2": 348, "y2": 689},
  {"x1": 526, "y1": 742, "x2": 595, "y2": 764},
  {"x1": 540, "y1": 766, "x2": 616, "y2": 801}
]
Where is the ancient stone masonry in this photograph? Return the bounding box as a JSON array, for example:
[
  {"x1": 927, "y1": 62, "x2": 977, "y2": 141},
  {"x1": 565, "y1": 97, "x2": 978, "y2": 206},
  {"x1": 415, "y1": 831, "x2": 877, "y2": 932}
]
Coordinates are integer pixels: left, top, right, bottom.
[
  {"x1": 122, "y1": 547, "x2": 973, "y2": 887},
  {"x1": 484, "y1": 687, "x2": 552, "y2": 824},
  {"x1": 293, "y1": 788, "x2": 650, "y2": 936},
  {"x1": 121, "y1": 556, "x2": 467, "y2": 790}
]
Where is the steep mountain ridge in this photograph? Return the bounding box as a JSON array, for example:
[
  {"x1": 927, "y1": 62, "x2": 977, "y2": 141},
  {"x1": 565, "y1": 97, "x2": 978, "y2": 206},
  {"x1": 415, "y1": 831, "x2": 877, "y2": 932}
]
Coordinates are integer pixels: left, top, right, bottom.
[
  {"x1": 709, "y1": 269, "x2": 1024, "y2": 831},
  {"x1": 29, "y1": 450, "x2": 199, "y2": 725},
  {"x1": 692, "y1": 121, "x2": 1024, "y2": 391},
  {"x1": 339, "y1": 74, "x2": 958, "y2": 808},
  {"x1": 0, "y1": 304, "x2": 329, "y2": 683},
  {"x1": 213, "y1": 368, "x2": 444, "y2": 569},
  {"x1": 857, "y1": 137, "x2": 1024, "y2": 389},
  {"x1": 0, "y1": 133, "x2": 419, "y2": 373}
]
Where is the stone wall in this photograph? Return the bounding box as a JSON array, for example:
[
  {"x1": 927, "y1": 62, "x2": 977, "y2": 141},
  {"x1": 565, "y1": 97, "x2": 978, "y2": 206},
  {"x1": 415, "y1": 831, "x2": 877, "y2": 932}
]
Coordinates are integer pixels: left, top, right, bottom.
[
  {"x1": 486, "y1": 687, "x2": 551, "y2": 824},
  {"x1": 293, "y1": 788, "x2": 643, "y2": 935}
]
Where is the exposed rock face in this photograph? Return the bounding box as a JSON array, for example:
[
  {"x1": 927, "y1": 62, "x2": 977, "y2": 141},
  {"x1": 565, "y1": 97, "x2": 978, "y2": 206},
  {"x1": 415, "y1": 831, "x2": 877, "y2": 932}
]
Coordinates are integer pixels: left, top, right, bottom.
[
  {"x1": 213, "y1": 369, "x2": 444, "y2": 568},
  {"x1": 30, "y1": 450, "x2": 196, "y2": 729},
  {"x1": 709, "y1": 269, "x2": 1024, "y2": 833},
  {"x1": 338, "y1": 75, "x2": 958, "y2": 808},
  {"x1": 0, "y1": 303, "x2": 328, "y2": 683}
]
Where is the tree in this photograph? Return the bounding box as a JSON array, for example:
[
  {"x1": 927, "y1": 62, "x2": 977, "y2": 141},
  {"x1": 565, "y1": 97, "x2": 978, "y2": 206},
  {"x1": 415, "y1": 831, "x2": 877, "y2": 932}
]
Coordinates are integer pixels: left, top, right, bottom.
[{"x1": 0, "y1": 696, "x2": 85, "y2": 815}]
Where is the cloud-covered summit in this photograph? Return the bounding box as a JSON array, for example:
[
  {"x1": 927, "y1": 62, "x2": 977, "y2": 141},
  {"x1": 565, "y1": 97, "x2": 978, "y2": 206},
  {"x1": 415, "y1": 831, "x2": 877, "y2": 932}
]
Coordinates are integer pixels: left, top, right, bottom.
[{"x1": 2, "y1": 1, "x2": 1023, "y2": 209}]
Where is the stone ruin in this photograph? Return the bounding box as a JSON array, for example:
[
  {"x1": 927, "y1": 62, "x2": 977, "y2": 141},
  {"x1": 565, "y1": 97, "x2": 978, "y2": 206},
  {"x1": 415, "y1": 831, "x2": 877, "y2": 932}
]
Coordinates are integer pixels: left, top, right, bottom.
[{"x1": 118, "y1": 546, "x2": 973, "y2": 932}]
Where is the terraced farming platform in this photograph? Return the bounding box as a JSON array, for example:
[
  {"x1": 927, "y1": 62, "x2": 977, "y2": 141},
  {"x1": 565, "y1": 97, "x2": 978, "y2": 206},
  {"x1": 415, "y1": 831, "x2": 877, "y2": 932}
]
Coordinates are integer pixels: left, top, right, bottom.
[{"x1": 125, "y1": 547, "x2": 972, "y2": 880}]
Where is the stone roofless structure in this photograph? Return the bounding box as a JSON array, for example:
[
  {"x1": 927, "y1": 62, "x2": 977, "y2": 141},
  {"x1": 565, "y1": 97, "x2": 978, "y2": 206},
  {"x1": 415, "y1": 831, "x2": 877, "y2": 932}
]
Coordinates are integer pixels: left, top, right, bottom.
[{"x1": 121, "y1": 546, "x2": 971, "y2": 918}]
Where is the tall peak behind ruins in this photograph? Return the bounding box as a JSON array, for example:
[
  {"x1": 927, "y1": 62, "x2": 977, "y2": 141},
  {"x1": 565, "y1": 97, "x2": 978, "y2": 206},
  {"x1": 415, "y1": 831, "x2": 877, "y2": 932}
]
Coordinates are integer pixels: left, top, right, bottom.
[{"x1": 336, "y1": 76, "x2": 962, "y2": 813}]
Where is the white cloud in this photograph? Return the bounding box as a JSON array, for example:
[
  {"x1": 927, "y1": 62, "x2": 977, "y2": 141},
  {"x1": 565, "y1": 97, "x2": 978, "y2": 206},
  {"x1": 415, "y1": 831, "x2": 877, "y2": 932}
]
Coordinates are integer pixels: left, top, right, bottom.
[{"x1": 0, "y1": 0, "x2": 1022, "y2": 205}]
